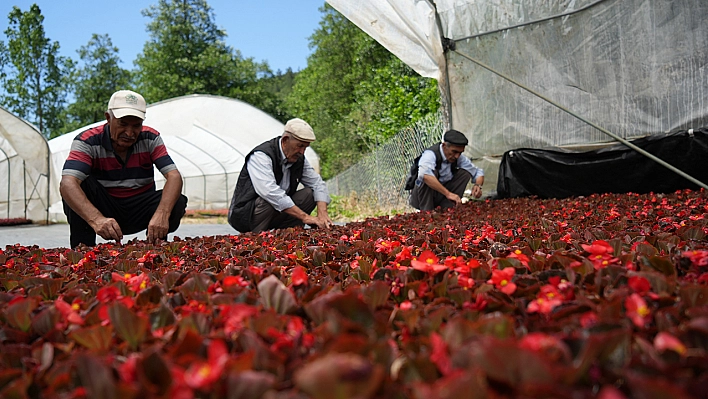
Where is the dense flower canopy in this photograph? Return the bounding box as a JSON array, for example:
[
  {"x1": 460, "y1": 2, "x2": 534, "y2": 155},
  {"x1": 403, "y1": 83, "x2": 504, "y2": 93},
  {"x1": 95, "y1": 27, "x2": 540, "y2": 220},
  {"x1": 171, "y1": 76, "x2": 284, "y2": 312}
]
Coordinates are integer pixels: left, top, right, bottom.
[{"x1": 0, "y1": 189, "x2": 707, "y2": 398}]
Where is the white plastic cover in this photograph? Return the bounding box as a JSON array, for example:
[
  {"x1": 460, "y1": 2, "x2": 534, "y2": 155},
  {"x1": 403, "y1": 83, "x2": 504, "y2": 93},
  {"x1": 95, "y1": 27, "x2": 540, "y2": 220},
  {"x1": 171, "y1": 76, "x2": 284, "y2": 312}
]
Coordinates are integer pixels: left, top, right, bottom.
[
  {"x1": 49, "y1": 94, "x2": 320, "y2": 222},
  {"x1": 0, "y1": 107, "x2": 50, "y2": 222},
  {"x1": 326, "y1": 0, "x2": 708, "y2": 192}
]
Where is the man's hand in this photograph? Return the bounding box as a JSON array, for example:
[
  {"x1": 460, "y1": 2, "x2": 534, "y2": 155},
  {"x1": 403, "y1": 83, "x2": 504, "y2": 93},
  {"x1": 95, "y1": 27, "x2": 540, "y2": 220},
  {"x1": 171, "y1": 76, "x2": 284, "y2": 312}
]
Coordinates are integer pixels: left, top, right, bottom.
[
  {"x1": 147, "y1": 210, "x2": 170, "y2": 244},
  {"x1": 91, "y1": 217, "x2": 123, "y2": 243},
  {"x1": 445, "y1": 191, "x2": 463, "y2": 206},
  {"x1": 471, "y1": 184, "x2": 483, "y2": 198},
  {"x1": 303, "y1": 214, "x2": 332, "y2": 229}
]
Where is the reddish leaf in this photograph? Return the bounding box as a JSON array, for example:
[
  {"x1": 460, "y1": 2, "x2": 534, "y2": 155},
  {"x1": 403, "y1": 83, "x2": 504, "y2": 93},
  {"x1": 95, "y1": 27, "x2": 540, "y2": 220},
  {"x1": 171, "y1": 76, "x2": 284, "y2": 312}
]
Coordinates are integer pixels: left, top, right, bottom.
[
  {"x1": 294, "y1": 353, "x2": 384, "y2": 399},
  {"x1": 69, "y1": 325, "x2": 113, "y2": 352},
  {"x1": 226, "y1": 370, "x2": 276, "y2": 399},
  {"x1": 107, "y1": 302, "x2": 148, "y2": 350},
  {"x1": 75, "y1": 353, "x2": 117, "y2": 399},
  {"x1": 257, "y1": 275, "x2": 298, "y2": 314},
  {"x1": 4, "y1": 297, "x2": 37, "y2": 332}
]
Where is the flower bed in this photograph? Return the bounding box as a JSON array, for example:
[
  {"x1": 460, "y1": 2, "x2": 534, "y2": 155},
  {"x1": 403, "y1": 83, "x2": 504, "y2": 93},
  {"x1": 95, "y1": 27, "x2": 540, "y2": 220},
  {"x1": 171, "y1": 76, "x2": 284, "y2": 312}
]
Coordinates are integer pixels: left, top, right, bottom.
[
  {"x1": 0, "y1": 218, "x2": 32, "y2": 227},
  {"x1": 0, "y1": 190, "x2": 707, "y2": 398}
]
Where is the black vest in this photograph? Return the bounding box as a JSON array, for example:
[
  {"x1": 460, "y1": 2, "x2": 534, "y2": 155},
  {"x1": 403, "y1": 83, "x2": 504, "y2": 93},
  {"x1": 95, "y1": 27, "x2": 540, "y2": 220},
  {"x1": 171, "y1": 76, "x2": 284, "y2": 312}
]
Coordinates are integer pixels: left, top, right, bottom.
[
  {"x1": 228, "y1": 136, "x2": 305, "y2": 232},
  {"x1": 428, "y1": 143, "x2": 459, "y2": 177}
]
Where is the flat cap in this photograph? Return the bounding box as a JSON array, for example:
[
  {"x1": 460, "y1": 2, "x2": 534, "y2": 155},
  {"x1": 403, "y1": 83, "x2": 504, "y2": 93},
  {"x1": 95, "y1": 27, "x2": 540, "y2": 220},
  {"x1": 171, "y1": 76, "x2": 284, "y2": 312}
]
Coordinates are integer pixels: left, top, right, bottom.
[
  {"x1": 443, "y1": 129, "x2": 468, "y2": 146},
  {"x1": 284, "y1": 118, "x2": 316, "y2": 142}
]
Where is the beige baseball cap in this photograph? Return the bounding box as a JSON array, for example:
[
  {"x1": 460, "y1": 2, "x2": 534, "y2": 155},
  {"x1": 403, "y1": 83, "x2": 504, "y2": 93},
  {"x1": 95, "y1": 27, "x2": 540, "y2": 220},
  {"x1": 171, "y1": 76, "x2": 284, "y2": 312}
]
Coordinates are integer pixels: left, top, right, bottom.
[
  {"x1": 284, "y1": 118, "x2": 316, "y2": 142},
  {"x1": 107, "y1": 90, "x2": 147, "y2": 120}
]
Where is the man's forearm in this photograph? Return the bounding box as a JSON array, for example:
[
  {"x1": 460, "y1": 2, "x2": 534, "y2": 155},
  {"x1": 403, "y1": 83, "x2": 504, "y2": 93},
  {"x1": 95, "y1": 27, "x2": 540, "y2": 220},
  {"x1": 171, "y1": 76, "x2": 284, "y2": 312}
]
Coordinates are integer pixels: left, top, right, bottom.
[
  {"x1": 156, "y1": 171, "x2": 183, "y2": 215},
  {"x1": 283, "y1": 205, "x2": 310, "y2": 221},
  {"x1": 60, "y1": 177, "x2": 104, "y2": 227},
  {"x1": 422, "y1": 174, "x2": 450, "y2": 196}
]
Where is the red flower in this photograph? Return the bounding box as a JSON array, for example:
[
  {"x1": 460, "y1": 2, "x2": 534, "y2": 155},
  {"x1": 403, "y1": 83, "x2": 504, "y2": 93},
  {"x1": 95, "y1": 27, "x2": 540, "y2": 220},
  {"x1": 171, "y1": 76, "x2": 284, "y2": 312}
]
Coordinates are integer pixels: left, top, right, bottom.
[
  {"x1": 223, "y1": 275, "x2": 249, "y2": 288},
  {"x1": 627, "y1": 275, "x2": 659, "y2": 300},
  {"x1": 394, "y1": 245, "x2": 414, "y2": 263},
  {"x1": 653, "y1": 332, "x2": 687, "y2": 355},
  {"x1": 112, "y1": 272, "x2": 150, "y2": 293},
  {"x1": 519, "y1": 332, "x2": 570, "y2": 361},
  {"x1": 375, "y1": 238, "x2": 401, "y2": 254},
  {"x1": 527, "y1": 284, "x2": 563, "y2": 315},
  {"x1": 430, "y1": 332, "x2": 452, "y2": 375},
  {"x1": 487, "y1": 267, "x2": 517, "y2": 295},
  {"x1": 221, "y1": 304, "x2": 259, "y2": 335},
  {"x1": 580, "y1": 311, "x2": 598, "y2": 328},
  {"x1": 457, "y1": 275, "x2": 475, "y2": 289},
  {"x1": 291, "y1": 266, "x2": 308, "y2": 286},
  {"x1": 682, "y1": 250, "x2": 708, "y2": 267},
  {"x1": 625, "y1": 293, "x2": 651, "y2": 328},
  {"x1": 97, "y1": 286, "x2": 122, "y2": 303},
  {"x1": 118, "y1": 354, "x2": 140, "y2": 383},
  {"x1": 581, "y1": 240, "x2": 613, "y2": 255},
  {"x1": 184, "y1": 339, "x2": 228, "y2": 390},
  {"x1": 411, "y1": 250, "x2": 447, "y2": 274},
  {"x1": 508, "y1": 249, "x2": 530, "y2": 268},
  {"x1": 55, "y1": 297, "x2": 84, "y2": 326}
]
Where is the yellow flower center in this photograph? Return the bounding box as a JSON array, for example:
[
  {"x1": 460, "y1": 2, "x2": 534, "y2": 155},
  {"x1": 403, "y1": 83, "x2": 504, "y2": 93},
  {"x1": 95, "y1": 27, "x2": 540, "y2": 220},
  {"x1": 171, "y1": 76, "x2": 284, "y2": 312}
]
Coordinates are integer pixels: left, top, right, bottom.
[
  {"x1": 500, "y1": 279, "x2": 508, "y2": 286},
  {"x1": 637, "y1": 305, "x2": 650, "y2": 317},
  {"x1": 140, "y1": 281, "x2": 147, "y2": 290},
  {"x1": 198, "y1": 364, "x2": 211, "y2": 378},
  {"x1": 124, "y1": 273, "x2": 132, "y2": 279},
  {"x1": 602, "y1": 260, "x2": 609, "y2": 265},
  {"x1": 515, "y1": 250, "x2": 522, "y2": 255},
  {"x1": 426, "y1": 258, "x2": 434, "y2": 265},
  {"x1": 71, "y1": 303, "x2": 80, "y2": 311}
]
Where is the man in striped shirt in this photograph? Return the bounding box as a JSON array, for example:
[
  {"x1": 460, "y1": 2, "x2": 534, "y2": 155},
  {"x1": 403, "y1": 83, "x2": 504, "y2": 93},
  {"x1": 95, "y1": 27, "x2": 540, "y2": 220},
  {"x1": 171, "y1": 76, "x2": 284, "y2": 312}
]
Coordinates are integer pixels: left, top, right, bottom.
[{"x1": 60, "y1": 90, "x2": 187, "y2": 248}]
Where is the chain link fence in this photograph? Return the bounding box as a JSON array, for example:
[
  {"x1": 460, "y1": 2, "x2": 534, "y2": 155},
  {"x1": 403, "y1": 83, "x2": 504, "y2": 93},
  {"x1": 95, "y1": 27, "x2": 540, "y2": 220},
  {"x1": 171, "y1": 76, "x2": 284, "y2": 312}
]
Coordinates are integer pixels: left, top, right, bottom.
[{"x1": 326, "y1": 112, "x2": 444, "y2": 213}]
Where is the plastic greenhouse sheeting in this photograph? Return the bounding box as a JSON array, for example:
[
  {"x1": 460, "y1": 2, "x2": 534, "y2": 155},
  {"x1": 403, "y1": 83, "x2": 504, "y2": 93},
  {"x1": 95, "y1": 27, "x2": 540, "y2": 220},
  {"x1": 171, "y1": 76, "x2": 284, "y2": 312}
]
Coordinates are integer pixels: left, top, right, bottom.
[
  {"x1": 48, "y1": 94, "x2": 320, "y2": 222},
  {"x1": 0, "y1": 106, "x2": 50, "y2": 222},
  {"x1": 496, "y1": 129, "x2": 708, "y2": 199},
  {"x1": 326, "y1": 0, "x2": 708, "y2": 194}
]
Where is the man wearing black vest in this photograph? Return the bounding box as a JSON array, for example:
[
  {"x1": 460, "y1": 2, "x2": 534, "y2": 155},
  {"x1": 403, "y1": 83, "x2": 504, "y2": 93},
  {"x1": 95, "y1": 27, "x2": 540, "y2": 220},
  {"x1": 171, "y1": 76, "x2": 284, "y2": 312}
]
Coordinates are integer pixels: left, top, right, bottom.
[
  {"x1": 228, "y1": 118, "x2": 332, "y2": 233},
  {"x1": 409, "y1": 129, "x2": 485, "y2": 211}
]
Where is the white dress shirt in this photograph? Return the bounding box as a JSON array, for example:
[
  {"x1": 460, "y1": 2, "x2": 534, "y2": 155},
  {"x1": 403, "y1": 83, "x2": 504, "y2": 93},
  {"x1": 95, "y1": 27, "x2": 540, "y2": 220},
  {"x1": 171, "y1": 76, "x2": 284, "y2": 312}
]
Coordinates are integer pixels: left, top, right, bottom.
[
  {"x1": 416, "y1": 144, "x2": 484, "y2": 186},
  {"x1": 247, "y1": 143, "x2": 330, "y2": 212}
]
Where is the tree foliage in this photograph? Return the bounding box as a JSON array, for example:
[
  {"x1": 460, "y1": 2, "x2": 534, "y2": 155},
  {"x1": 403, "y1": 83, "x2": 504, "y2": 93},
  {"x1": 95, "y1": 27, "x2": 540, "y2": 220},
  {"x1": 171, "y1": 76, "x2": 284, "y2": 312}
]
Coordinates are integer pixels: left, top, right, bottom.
[
  {"x1": 64, "y1": 34, "x2": 132, "y2": 132},
  {"x1": 133, "y1": 0, "x2": 280, "y2": 117},
  {"x1": 285, "y1": 5, "x2": 440, "y2": 179},
  {"x1": 0, "y1": 5, "x2": 72, "y2": 138}
]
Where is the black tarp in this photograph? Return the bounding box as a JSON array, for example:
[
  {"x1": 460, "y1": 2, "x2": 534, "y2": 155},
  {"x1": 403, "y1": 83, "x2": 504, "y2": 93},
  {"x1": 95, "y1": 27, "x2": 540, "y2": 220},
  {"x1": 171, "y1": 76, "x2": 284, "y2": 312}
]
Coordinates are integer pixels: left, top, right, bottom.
[{"x1": 496, "y1": 129, "x2": 708, "y2": 199}]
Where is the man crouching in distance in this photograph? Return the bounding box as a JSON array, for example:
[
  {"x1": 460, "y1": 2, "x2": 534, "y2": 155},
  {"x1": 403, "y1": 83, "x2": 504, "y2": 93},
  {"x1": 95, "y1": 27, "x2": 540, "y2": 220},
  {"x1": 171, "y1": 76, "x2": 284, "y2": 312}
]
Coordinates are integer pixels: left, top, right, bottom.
[
  {"x1": 228, "y1": 118, "x2": 332, "y2": 233},
  {"x1": 409, "y1": 129, "x2": 485, "y2": 211},
  {"x1": 60, "y1": 90, "x2": 187, "y2": 248}
]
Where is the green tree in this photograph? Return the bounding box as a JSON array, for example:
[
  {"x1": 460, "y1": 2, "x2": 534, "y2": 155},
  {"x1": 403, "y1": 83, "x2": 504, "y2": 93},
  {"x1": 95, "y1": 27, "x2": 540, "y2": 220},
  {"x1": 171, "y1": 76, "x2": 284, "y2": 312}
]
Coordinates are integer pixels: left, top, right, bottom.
[
  {"x1": 64, "y1": 34, "x2": 132, "y2": 132},
  {"x1": 0, "y1": 5, "x2": 73, "y2": 138},
  {"x1": 285, "y1": 5, "x2": 439, "y2": 179},
  {"x1": 134, "y1": 0, "x2": 279, "y2": 115}
]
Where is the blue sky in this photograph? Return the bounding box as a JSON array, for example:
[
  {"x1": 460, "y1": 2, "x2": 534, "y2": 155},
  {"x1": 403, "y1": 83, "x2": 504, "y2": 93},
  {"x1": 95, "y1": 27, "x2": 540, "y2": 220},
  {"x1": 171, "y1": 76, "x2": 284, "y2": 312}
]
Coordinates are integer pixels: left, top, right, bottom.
[{"x1": 1, "y1": 0, "x2": 326, "y2": 73}]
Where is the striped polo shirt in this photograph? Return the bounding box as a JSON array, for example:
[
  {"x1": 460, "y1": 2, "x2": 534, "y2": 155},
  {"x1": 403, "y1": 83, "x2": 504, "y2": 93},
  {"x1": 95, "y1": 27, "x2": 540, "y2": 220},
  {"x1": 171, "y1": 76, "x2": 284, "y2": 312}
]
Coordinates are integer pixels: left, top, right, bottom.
[{"x1": 62, "y1": 123, "x2": 177, "y2": 198}]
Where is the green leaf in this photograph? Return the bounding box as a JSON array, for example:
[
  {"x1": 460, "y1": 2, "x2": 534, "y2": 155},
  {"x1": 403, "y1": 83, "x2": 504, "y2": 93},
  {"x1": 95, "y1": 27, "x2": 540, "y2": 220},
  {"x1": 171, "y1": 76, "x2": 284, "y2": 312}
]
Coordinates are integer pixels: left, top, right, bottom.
[{"x1": 107, "y1": 302, "x2": 148, "y2": 350}]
